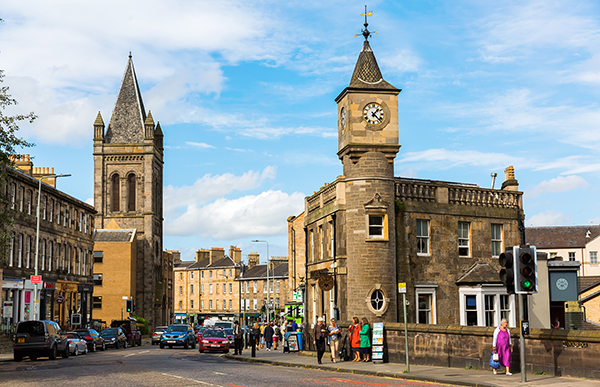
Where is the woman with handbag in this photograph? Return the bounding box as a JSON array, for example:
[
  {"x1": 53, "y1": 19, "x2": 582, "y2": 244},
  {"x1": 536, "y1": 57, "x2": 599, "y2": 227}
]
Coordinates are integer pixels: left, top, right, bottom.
[
  {"x1": 492, "y1": 318, "x2": 513, "y2": 375},
  {"x1": 348, "y1": 317, "x2": 362, "y2": 361}
]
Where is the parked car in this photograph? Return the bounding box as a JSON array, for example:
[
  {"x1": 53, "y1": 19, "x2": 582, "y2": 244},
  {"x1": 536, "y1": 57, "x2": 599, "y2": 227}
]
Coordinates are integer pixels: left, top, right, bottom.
[
  {"x1": 100, "y1": 327, "x2": 128, "y2": 349},
  {"x1": 223, "y1": 328, "x2": 235, "y2": 347},
  {"x1": 13, "y1": 320, "x2": 70, "y2": 361},
  {"x1": 159, "y1": 324, "x2": 196, "y2": 349},
  {"x1": 111, "y1": 319, "x2": 142, "y2": 347},
  {"x1": 151, "y1": 326, "x2": 167, "y2": 345},
  {"x1": 64, "y1": 332, "x2": 88, "y2": 356},
  {"x1": 195, "y1": 326, "x2": 207, "y2": 343},
  {"x1": 75, "y1": 329, "x2": 106, "y2": 352},
  {"x1": 199, "y1": 328, "x2": 229, "y2": 353}
]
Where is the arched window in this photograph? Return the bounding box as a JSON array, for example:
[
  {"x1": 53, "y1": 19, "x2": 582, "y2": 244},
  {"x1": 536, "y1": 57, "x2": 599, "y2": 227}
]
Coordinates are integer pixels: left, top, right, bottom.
[
  {"x1": 111, "y1": 174, "x2": 120, "y2": 212},
  {"x1": 127, "y1": 174, "x2": 136, "y2": 212}
]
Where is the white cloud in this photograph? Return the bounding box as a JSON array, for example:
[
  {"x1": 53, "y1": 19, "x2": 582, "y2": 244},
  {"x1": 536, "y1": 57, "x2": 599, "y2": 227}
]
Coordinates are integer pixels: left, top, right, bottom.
[
  {"x1": 186, "y1": 141, "x2": 216, "y2": 149},
  {"x1": 165, "y1": 190, "x2": 305, "y2": 239},
  {"x1": 85, "y1": 197, "x2": 94, "y2": 206},
  {"x1": 398, "y1": 148, "x2": 524, "y2": 170},
  {"x1": 526, "y1": 175, "x2": 590, "y2": 199},
  {"x1": 380, "y1": 50, "x2": 422, "y2": 74},
  {"x1": 527, "y1": 210, "x2": 570, "y2": 227}
]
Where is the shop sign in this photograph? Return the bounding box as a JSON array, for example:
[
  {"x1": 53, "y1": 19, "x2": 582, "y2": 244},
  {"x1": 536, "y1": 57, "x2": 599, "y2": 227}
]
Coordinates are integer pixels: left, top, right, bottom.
[
  {"x1": 2, "y1": 301, "x2": 13, "y2": 318},
  {"x1": 24, "y1": 291, "x2": 31, "y2": 304},
  {"x1": 293, "y1": 291, "x2": 303, "y2": 302},
  {"x1": 372, "y1": 322, "x2": 384, "y2": 362},
  {"x1": 55, "y1": 295, "x2": 65, "y2": 304},
  {"x1": 31, "y1": 275, "x2": 42, "y2": 284},
  {"x1": 44, "y1": 282, "x2": 56, "y2": 289},
  {"x1": 2, "y1": 279, "x2": 24, "y2": 289}
]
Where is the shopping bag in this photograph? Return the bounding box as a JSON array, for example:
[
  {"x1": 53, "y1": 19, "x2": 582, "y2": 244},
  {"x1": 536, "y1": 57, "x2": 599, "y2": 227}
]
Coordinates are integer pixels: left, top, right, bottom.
[
  {"x1": 489, "y1": 352, "x2": 500, "y2": 369},
  {"x1": 493, "y1": 353, "x2": 499, "y2": 362}
]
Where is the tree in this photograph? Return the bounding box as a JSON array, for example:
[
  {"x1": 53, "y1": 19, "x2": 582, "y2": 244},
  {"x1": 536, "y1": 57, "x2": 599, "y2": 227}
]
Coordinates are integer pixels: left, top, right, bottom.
[{"x1": 0, "y1": 69, "x2": 36, "y2": 263}]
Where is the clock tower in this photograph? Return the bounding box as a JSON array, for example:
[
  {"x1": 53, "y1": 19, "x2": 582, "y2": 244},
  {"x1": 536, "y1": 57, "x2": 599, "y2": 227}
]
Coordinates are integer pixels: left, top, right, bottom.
[{"x1": 335, "y1": 15, "x2": 401, "y2": 322}]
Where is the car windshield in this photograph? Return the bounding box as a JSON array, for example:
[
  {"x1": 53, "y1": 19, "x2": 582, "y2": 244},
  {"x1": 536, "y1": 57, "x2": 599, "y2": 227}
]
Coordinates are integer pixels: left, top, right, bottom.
[
  {"x1": 214, "y1": 322, "x2": 231, "y2": 328},
  {"x1": 17, "y1": 321, "x2": 46, "y2": 336},
  {"x1": 65, "y1": 333, "x2": 79, "y2": 339},
  {"x1": 167, "y1": 325, "x2": 188, "y2": 333},
  {"x1": 101, "y1": 329, "x2": 118, "y2": 335},
  {"x1": 224, "y1": 329, "x2": 234, "y2": 336},
  {"x1": 155, "y1": 327, "x2": 166, "y2": 333},
  {"x1": 204, "y1": 330, "x2": 226, "y2": 338}
]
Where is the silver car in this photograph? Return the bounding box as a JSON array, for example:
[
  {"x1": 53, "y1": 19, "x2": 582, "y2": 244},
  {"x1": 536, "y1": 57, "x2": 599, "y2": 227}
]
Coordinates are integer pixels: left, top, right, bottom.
[{"x1": 65, "y1": 332, "x2": 88, "y2": 356}]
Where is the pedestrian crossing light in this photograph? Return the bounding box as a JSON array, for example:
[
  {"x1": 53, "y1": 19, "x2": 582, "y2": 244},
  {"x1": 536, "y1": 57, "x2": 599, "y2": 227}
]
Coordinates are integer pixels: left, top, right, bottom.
[
  {"x1": 126, "y1": 299, "x2": 133, "y2": 313},
  {"x1": 499, "y1": 247, "x2": 516, "y2": 295},
  {"x1": 515, "y1": 245, "x2": 537, "y2": 294}
]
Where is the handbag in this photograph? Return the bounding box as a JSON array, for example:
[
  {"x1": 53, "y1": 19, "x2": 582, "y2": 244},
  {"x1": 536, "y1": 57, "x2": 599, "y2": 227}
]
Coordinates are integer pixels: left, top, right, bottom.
[
  {"x1": 493, "y1": 352, "x2": 499, "y2": 362},
  {"x1": 489, "y1": 352, "x2": 500, "y2": 369}
]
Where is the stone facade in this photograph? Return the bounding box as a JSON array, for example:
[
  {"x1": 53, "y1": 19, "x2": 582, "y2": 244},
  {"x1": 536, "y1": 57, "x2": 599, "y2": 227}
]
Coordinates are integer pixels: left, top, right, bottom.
[
  {"x1": 1, "y1": 156, "x2": 95, "y2": 330},
  {"x1": 92, "y1": 55, "x2": 165, "y2": 329}
]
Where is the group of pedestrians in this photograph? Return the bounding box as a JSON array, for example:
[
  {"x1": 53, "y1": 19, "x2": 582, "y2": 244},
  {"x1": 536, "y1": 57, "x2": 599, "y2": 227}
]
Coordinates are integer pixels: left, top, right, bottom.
[
  {"x1": 313, "y1": 316, "x2": 371, "y2": 365},
  {"x1": 250, "y1": 321, "x2": 285, "y2": 351}
]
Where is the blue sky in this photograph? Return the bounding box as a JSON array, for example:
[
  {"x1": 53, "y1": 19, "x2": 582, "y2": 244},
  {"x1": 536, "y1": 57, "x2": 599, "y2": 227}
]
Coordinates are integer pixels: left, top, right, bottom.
[{"x1": 2, "y1": 1, "x2": 600, "y2": 262}]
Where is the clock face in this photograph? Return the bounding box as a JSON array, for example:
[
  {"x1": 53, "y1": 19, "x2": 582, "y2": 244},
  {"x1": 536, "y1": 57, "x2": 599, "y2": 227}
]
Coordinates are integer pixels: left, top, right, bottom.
[
  {"x1": 363, "y1": 103, "x2": 384, "y2": 125},
  {"x1": 340, "y1": 108, "x2": 346, "y2": 129},
  {"x1": 556, "y1": 278, "x2": 569, "y2": 291}
]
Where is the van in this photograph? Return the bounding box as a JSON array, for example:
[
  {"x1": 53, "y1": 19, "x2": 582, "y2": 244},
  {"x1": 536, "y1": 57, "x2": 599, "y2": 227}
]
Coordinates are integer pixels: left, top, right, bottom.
[{"x1": 13, "y1": 320, "x2": 70, "y2": 361}]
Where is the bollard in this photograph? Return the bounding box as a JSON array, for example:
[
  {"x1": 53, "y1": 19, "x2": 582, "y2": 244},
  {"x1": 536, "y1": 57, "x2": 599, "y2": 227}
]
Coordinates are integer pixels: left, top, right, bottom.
[{"x1": 251, "y1": 332, "x2": 256, "y2": 358}]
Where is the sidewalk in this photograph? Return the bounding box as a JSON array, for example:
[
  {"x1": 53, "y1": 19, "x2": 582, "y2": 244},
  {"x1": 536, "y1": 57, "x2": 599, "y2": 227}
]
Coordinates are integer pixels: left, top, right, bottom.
[{"x1": 225, "y1": 349, "x2": 600, "y2": 387}]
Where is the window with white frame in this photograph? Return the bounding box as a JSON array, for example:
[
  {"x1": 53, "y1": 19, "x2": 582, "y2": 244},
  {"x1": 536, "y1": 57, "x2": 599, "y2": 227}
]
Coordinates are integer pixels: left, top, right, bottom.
[
  {"x1": 245, "y1": 282, "x2": 249, "y2": 293},
  {"x1": 416, "y1": 220, "x2": 429, "y2": 255},
  {"x1": 484, "y1": 295, "x2": 496, "y2": 327},
  {"x1": 319, "y1": 225, "x2": 324, "y2": 260},
  {"x1": 311, "y1": 230, "x2": 316, "y2": 261},
  {"x1": 253, "y1": 281, "x2": 257, "y2": 293},
  {"x1": 491, "y1": 224, "x2": 503, "y2": 257},
  {"x1": 209, "y1": 300, "x2": 213, "y2": 309},
  {"x1": 190, "y1": 285, "x2": 194, "y2": 294},
  {"x1": 179, "y1": 272, "x2": 182, "y2": 281},
  {"x1": 459, "y1": 287, "x2": 514, "y2": 327},
  {"x1": 241, "y1": 299, "x2": 245, "y2": 310},
  {"x1": 8, "y1": 234, "x2": 14, "y2": 267},
  {"x1": 201, "y1": 300, "x2": 204, "y2": 309},
  {"x1": 201, "y1": 284, "x2": 204, "y2": 294},
  {"x1": 201, "y1": 271, "x2": 204, "y2": 279},
  {"x1": 209, "y1": 284, "x2": 213, "y2": 294},
  {"x1": 569, "y1": 252, "x2": 576, "y2": 262},
  {"x1": 190, "y1": 272, "x2": 194, "y2": 279},
  {"x1": 458, "y1": 222, "x2": 470, "y2": 257},
  {"x1": 465, "y1": 295, "x2": 477, "y2": 326},
  {"x1": 264, "y1": 280, "x2": 267, "y2": 293},
  {"x1": 223, "y1": 283, "x2": 226, "y2": 294},
  {"x1": 329, "y1": 221, "x2": 334, "y2": 258},
  {"x1": 209, "y1": 271, "x2": 212, "y2": 278},
  {"x1": 229, "y1": 299, "x2": 232, "y2": 309},
  {"x1": 253, "y1": 298, "x2": 257, "y2": 310},
  {"x1": 500, "y1": 295, "x2": 510, "y2": 321},
  {"x1": 179, "y1": 301, "x2": 183, "y2": 310},
  {"x1": 190, "y1": 300, "x2": 194, "y2": 309},
  {"x1": 368, "y1": 215, "x2": 384, "y2": 239},
  {"x1": 591, "y1": 252, "x2": 598, "y2": 266},
  {"x1": 223, "y1": 300, "x2": 227, "y2": 309},
  {"x1": 229, "y1": 283, "x2": 233, "y2": 293},
  {"x1": 415, "y1": 286, "x2": 437, "y2": 324},
  {"x1": 276, "y1": 281, "x2": 280, "y2": 293},
  {"x1": 179, "y1": 286, "x2": 182, "y2": 295}
]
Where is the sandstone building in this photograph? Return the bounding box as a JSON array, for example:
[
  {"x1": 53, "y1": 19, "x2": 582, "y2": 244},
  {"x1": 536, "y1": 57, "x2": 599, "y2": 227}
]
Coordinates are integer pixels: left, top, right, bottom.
[
  {"x1": 1, "y1": 155, "x2": 95, "y2": 331},
  {"x1": 291, "y1": 24, "x2": 523, "y2": 328},
  {"x1": 92, "y1": 55, "x2": 167, "y2": 328}
]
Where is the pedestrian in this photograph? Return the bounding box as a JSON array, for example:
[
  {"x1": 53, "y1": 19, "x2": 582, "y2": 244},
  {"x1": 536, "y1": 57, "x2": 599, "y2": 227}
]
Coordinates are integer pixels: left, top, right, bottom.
[
  {"x1": 264, "y1": 322, "x2": 274, "y2": 351},
  {"x1": 552, "y1": 317, "x2": 560, "y2": 329},
  {"x1": 359, "y1": 317, "x2": 371, "y2": 362},
  {"x1": 233, "y1": 320, "x2": 243, "y2": 355},
  {"x1": 492, "y1": 318, "x2": 513, "y2": 375},
  {"x1": 313, "y1": 317, "x2": 327, "y2": 364},
  {"x1": 260, "y1": 322, "x2": 266, "y2": 349},
  {"x1": 348, "y1": 316, "x2": 362, "y2": 361},
  {"x1": 291, "y1": 319, "x2": 298, "y2": 332},
  {"x1": 253, "y1": 322, "x2": 261, "y2": 350},
  {"x1": 273, "y1": 322, "x2": 281, "y2": 350},
  {"x1": 327, "y1": 318, "x2": 341, "y2": 363}
]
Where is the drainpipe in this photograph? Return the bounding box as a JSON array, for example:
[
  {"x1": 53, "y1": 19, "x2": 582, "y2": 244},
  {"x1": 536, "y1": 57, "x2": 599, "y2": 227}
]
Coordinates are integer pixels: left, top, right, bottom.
[{"x1": 331, "y1": 214, "x2": 338, "y2": 321}]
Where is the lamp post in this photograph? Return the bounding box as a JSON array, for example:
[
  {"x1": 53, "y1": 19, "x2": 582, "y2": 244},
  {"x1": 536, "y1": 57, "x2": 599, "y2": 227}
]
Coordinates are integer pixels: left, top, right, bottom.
[
  {"x1": 251, "y1": 240, "x2": 269, "y2": 322},
  {"x1": 34, "y1": 173, "x2": 70, "y2": 320}
]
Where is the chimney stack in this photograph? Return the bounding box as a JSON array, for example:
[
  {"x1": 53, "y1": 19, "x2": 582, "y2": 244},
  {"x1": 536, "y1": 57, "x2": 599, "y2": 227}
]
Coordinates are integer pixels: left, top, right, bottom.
[
  {"x1": 209, "y1": 247, "x2": 224, "y2": 265},
  {"x1": 501, "y1": 166, "x2": 519, "y2": 191},
  {"x1": 229, "y1": 245, "x2": 242, "y2": 264},
  {"x1": 196, "y1": 249, "x2": 209, "y2": 263},
  {"x1": 248, "y1": 253, "x2": 260, "y2": 269}
]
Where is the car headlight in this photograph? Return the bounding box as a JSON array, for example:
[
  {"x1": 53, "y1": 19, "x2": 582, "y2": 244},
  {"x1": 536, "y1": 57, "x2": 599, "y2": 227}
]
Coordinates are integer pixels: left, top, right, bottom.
[
  {"x1": 202, "y1": 340, "x2": 209, "y2": 343},
  {"x1": 110, "y1": 338, "x2": 116, "y2": 341}
]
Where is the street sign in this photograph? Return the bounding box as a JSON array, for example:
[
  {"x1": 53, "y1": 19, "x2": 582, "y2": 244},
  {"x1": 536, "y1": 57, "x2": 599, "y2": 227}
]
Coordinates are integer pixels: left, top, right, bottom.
[
  {"x1": 55, "y1": 295, "x2": 65, "y2": 304},
  {"x1": 30, "y1": 275, "x2": 42, "y2": 284},
  {"x1": 293, "y1": 291, "x2": 303, "y2": 302},
  {"x1": 398, "y1": 282, "x2": 406, "y2": 293},
  {"x1": 3, "y1": 301, "x2": 13, "y2": 318}
]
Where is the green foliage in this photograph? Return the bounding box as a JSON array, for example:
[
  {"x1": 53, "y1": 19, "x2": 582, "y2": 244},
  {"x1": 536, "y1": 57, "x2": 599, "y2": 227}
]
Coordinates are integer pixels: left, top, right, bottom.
[
  {"x1": 395, "y1": 200, "x2": 404, "y2": 212},
  {"x1": 131, "y1": 314, "x2": 149, "y2": 335},
  {"x1": 0, "y1": 65, "x2": 36, "y2": 264}
]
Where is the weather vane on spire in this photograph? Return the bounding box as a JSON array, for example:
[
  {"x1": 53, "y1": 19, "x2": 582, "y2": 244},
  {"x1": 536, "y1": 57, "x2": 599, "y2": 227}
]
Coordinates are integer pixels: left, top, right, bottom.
[{"x1": 354, "y1": 5, "x2": 377, "y2": 41}]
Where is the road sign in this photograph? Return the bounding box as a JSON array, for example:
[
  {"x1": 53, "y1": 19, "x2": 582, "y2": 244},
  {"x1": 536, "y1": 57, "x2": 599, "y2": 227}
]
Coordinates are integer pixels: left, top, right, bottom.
[
  {"x1": 55, "y1": 295, "x2": 65, "y2": 304},
  {"x1": 398, "y1": 282, "x2": 406, "y2": 293},
  {"x1": 30, "y1": 275, "x2": 42, "y2": 284}
]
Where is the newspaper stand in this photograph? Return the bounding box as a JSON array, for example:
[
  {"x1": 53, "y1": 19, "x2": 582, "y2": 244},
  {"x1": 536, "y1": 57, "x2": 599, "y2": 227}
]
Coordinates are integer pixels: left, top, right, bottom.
[{"x1": 372, "y1": 322, "x2": 384, "y2": 363}]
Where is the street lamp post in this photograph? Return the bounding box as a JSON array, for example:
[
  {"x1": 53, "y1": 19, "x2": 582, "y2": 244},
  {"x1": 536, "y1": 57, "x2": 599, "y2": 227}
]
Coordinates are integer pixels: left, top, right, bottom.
[
  {"x1": 251, "y1": 240, "x2": 269, "y2": 322},
  {"x1": 34, "y1": 174, "x2": 70, "y2": 320}
]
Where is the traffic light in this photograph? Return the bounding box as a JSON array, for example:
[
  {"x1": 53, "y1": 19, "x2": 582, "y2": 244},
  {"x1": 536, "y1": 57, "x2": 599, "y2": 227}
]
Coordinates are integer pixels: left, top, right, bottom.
[
  {"x1": 515, "y1": 245, "x2": 537, "y2": 294},
  {"x1": 126, "y1": 299, "x2": 133, "y2": 313},
  {"x1": 499, "y1": 247, "x2": 516, "y2": 294}
]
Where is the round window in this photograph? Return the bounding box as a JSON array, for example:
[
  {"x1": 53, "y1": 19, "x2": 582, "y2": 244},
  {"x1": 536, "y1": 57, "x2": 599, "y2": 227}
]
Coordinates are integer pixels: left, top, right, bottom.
[{"x1": 370, "y1": 289, "x2": 385, "y2": 311}]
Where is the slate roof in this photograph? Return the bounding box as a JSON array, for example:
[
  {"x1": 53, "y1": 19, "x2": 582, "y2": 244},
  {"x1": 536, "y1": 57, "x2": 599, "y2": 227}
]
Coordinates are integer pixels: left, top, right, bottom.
[
  {"x1": 455, "y1": 262, "x2": 502, "y2": 285},
  {"x1": 526, "y1": 226, "x2": 600, "y2": 249},
  {"x1": 210, "y1": 256, "x2": 237, "y2": 268},
  {"x1": 94, "y1": 229, "x2": 136, "y2": 243},
  {"x1": 240, "y1": 263, "x2": 288, "y2": 280},
  {"x1": 580, "y1": 276, "x2": 600, "y2": 293},
  {"x1": 105, "y1": 55, "x2": 146, "y2": 144},
  {"x1": 348, "y1": 40, "x2": 398, "y2": 91},
  {"x1": 174, "y1": 261, "x2": 195, "y2": 269}
]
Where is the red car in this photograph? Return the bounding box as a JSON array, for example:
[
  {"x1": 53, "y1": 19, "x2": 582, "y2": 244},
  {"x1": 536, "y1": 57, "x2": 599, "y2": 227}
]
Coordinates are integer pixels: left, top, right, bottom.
[{"x1": 199, "y1": 329, "x2": 229, "y2": 353}]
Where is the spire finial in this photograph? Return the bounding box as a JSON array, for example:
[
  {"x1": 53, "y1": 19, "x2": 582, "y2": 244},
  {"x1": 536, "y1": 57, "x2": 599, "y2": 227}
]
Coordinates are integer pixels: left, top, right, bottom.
[
  {"x1": 354, "y1": 5, "x2": 376, "y2": 41},
  {"x1": 129, "y1": 51, "x2": 132, "y2": 59}
]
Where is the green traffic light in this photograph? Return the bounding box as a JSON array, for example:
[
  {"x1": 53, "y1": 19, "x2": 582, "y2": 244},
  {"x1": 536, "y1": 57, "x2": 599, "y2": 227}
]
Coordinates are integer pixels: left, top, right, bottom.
[{"x1": 522, "y1": 280, "x2": 533, "y2": 290}]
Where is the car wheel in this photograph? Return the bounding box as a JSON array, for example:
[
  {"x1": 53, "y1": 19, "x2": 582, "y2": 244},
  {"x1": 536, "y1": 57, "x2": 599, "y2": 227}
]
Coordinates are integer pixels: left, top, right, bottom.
[
  {"x1": 124, "y1": 341, "x2": 128, "y2": 349},
  {"x1": 184, "y1": 341, "x2": 189, "y2": 350},
  {"x1": 84, "y1": 346, "x2": 88, "y2": 354},
  {"x1": 115, "y1": 341, "x2": 120, "y2": 349},
  {"x1": 138, "y1": 338, "x2": 142, "y2": 346},
  {"x1": 101, "y1": 342, "x2": 106, "y2": 351},
  {"x1": 49, "y1": 345, "x2": 58, "y2": 360},
  {"x1": 159, "y1": 343, "x2": 165, "y2": 349},
  {"x1": 169, "y1": 345, "x2": 173, "y2": 349},
  {"x1": 74, "y1": 347, "x2": 79, "y2": 356},
  {"x1": 192, "y1": 340, "x2": 196, "y2": 349},
  {"x1": 30, "y1": 355, "x2": 38, "y2": 361},
  {"x1": 14, "y1": 353, "x2": 23, "y2": 362},
  {"x1": 92, "y1": 343, "x2": 97, "y2": 352},
  {"x1": 62, "y1": 347, "x2": 69, "y2": 359},
  {"x1": 199, "y1": 349, "x2": 204, "y2": 353}
]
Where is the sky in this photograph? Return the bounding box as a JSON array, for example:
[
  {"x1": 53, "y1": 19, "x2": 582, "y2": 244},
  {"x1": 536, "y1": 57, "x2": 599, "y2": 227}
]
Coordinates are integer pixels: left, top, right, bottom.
[{"x1": 2, "y1": 1, "x2": 600, "y2": 263}]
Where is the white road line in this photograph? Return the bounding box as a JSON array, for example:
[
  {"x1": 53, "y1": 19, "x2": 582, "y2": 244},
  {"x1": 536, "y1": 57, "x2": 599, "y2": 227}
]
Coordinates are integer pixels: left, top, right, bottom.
[
  {"x1": 161, "y1": 372, "x2": 224, "y2": 386},
  {"x1": 213, "y1": 372, "x2": 226, "y2": 375},
  {"x1": 124, "y1": 350, "x2": 150, "y2": 357}
]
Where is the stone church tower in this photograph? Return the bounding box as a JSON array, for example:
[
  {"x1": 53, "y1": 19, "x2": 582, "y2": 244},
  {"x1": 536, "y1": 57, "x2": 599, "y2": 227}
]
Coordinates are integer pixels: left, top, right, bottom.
[
  {"x1": 93, "y1": 55, "x2": 164, "y2": 327},
  {"x1": 334, "y1": 23, "x2": 401, "y2": 321}
]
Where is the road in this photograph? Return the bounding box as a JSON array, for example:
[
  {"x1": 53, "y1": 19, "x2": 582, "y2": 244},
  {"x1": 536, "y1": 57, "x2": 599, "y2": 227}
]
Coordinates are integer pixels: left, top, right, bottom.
[{"x1": 0, "y1": 346, "x2": 449, "y2": 387}]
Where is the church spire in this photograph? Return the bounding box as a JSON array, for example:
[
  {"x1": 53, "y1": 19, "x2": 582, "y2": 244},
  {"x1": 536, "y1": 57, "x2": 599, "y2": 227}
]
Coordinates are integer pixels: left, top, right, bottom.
[
  {"x1": 347, "y1": 7, "x2": 397, "y2": 91},
  {"x1": 105, "y1": 54, "x2": 147, "y2": 143}
]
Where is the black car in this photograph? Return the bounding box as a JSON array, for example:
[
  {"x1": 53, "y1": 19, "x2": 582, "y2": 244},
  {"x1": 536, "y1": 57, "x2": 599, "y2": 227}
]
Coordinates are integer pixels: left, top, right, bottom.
[
  {"x1": 13, "y1": 320, "x2": 70, "y2": 361},
  {"x1": 100, "y1": 327, "x2": 128, "y2": 349},
  {"x1": 75, "y1": 329, "x2": 106, "y2": 352}
]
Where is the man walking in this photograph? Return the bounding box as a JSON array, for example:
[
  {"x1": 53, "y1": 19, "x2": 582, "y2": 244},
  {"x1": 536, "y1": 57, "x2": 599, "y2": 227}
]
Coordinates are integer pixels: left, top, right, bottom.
[
  {"x1": 313, "y1": 317, "x2": 327, "y2": 364},
  {"x1": 233, "y1": 320, "x2": 243, "y2": 355}
]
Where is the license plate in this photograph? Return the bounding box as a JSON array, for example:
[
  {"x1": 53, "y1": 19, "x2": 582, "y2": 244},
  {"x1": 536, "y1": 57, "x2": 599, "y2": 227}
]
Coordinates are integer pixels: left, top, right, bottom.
[
  {"x1": 167, "y1": 341, "x2": 175, "y2": 343},
  {"x1": 211, "y1": 344, "x2": 220, "y2": 347},
  {"x1": 18, "y1": 338, "x2": 24, "y2": 343}
]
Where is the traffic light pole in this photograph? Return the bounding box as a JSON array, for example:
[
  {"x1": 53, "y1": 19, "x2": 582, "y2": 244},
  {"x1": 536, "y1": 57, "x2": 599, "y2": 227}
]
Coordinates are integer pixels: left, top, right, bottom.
[{"x1": 518, "y1": 294, "x2": 526, "y2": 383}]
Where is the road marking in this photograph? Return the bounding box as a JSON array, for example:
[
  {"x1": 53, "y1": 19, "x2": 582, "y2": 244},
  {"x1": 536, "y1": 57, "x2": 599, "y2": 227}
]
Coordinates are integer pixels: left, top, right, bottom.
[
  {"x1": 214, "y1": 372, "x2": 227, "y2": 375},
  {"x1": 161, "y1": 372, "x2": 224, "y2": 386},
  {"x1": 325, "y1": 378, "x2": 390, "y2": 386},
  {"x1": 124, "y1": 350, "x2": 150, "y2": 357}
]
